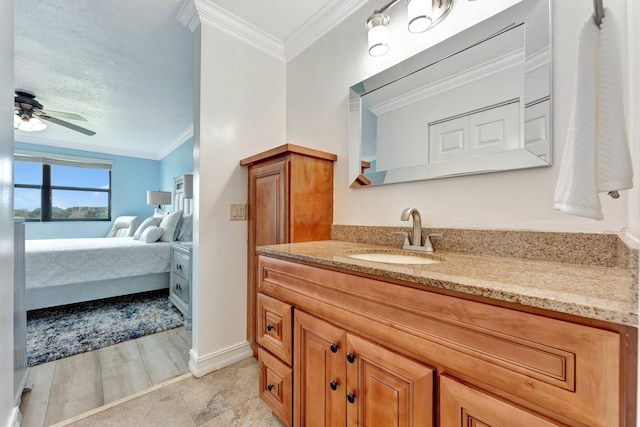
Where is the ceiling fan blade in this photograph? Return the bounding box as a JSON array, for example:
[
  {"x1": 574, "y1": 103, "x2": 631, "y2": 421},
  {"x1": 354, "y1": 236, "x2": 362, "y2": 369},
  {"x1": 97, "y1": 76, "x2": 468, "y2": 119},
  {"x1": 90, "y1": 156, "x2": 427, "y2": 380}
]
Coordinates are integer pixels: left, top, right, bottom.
[
  {"x1": 36, "y1": 109, "x2": 88, "y2": 122},
  {"x1": 39, "y1": 115, "x2": 96, "y2": 136}
]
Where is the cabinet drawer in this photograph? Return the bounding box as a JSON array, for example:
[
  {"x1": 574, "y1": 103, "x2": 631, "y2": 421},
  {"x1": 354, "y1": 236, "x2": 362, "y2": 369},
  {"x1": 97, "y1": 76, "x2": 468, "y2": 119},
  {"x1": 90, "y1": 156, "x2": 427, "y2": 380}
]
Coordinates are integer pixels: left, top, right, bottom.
[
  {"x1": 171, "y1": 274, "x2": 189, "y2": 304},
  {"x1": 257, "y1": 293, "x2": 293, "y2": 365},
  {"x1": 172, "y1": 250, "x2": 189, "y2": 279},
  {"x1": 440, "y1": 376, "x2": 562, "y2": 426},
  {"x1": 258, "y1": 348, "x2": 293, "y2": 427}
]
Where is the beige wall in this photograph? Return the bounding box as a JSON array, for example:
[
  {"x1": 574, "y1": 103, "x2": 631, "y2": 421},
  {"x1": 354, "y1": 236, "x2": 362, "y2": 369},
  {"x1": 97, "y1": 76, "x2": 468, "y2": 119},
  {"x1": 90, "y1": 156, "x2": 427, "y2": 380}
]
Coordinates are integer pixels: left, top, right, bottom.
[
  {"x1": 0, "y1": 0, "x2": 15, "y2": 424},
  {"x1": 191, "y1": 0, "x2": 637, "y2": 378},
  {"x1": 627, "y1": 0, "x2": 640, "y2": 242},
  {"x1": 191, "y1": 21, "x2": 286, "y2": 374},
  {"x1": 286, "y1": 0, "x2": 633, "y2": 233}
]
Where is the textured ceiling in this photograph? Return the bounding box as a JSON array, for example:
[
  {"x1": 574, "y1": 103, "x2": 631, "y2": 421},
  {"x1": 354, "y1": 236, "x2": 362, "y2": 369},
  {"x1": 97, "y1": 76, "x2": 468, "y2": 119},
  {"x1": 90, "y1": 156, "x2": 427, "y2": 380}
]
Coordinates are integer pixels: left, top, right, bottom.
[
  {"x1": 14, "y1": 0, "x2": 194, "y2": 159},
  {"x1": 14, "y1": 0, "x2": 340, "y2": 159}
]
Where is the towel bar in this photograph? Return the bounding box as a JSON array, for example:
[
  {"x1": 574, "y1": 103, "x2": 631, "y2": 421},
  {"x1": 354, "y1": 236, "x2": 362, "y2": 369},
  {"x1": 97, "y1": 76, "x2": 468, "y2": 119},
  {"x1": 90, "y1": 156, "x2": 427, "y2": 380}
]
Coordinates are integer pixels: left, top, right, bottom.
[{"x1": 593, "y1": 0, "x2": 604, "y2": 28}]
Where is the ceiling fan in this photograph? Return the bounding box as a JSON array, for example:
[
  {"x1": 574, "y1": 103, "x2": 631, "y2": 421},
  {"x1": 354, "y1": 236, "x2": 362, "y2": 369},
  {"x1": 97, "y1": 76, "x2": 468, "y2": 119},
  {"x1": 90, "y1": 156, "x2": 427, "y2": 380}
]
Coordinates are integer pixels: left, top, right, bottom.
[{"x1": 14, "y1": 90, "x2": 96, "y2": 136}]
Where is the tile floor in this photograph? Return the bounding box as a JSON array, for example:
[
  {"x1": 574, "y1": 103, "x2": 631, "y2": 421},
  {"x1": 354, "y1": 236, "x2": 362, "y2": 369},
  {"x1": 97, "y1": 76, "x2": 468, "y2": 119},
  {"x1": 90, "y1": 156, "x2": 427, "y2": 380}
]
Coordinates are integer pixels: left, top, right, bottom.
[{"x1": 58, "y1": 357, "x2": 283, "y2": 427}]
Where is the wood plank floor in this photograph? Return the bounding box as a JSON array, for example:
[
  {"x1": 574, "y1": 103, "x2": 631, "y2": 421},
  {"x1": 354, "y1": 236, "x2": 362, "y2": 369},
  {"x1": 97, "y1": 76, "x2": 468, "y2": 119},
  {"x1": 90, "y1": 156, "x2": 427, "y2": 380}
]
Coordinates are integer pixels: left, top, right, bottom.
[{"x1": 19, "y1": 327, "x2": 192, "y2": 427}]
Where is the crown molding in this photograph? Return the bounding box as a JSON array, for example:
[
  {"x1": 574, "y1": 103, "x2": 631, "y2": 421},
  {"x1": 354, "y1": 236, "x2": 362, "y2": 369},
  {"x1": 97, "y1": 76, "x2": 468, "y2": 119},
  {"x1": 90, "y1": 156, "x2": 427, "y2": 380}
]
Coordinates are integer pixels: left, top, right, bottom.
[
  {"x1": 370, "y1": 48, "x2": 524, "y2": 116},
  {"x1": 192, "y1": 0, "x2": 285, "y2": 61},
  {"x1": 177, "y1": 0, "x2": 200, "y2": 32},
  {"x1": 15, "y1": 133, "x2": 163, "y2": 160},
  {"x1": 158, "y1": 125, "x2": 194, "y2": 160},
  {"x1": 525, "y1": 46, "x2": 550, "y2": 73},
  {"x1": 177, "y1": 0, "x2": 368, "y2": 62},
  {"x1": 16, "y1": 124, "x2": 194, "y2": 161},
  {"x1": 284, "y1": 0, "x2": 370, "y2": 61}
]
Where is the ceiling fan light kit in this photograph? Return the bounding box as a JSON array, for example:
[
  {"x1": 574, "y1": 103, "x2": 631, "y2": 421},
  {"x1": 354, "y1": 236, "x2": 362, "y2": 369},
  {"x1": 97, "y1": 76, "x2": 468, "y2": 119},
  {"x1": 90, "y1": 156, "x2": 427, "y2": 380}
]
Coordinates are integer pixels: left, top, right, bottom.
[
  {"x1": 13, "y1": 90, "x2": 96, "y2": 136},
  {"x1": 14, "y1": 114, "x2": 47, "y2": 132}
]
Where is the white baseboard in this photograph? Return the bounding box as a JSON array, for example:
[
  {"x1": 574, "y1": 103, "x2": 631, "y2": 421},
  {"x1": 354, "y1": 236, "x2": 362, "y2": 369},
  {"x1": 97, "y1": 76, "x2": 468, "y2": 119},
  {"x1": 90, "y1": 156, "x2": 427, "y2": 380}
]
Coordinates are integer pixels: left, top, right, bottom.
[
  {"x1": 188, "y1": 341, "x2": 253, "y2": 378},
  {"x1": 8, "y1": 406, "x2": 22, "y2": 427}
]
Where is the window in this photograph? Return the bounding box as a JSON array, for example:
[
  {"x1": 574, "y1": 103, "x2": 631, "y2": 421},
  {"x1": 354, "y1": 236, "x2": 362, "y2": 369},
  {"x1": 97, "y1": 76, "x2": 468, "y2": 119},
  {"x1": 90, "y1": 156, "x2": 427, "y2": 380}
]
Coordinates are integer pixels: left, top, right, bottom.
[{"x1": 14, "y1": 151, "x2": 112, "y2": 222}]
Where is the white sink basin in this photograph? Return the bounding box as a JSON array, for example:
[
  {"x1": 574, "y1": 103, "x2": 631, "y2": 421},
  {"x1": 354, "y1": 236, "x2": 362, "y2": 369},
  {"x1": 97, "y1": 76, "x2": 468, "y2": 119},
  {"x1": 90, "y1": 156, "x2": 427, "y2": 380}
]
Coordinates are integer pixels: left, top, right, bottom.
[{"x1": 346, "y1": 252, "x2": 440, "y2": 265}]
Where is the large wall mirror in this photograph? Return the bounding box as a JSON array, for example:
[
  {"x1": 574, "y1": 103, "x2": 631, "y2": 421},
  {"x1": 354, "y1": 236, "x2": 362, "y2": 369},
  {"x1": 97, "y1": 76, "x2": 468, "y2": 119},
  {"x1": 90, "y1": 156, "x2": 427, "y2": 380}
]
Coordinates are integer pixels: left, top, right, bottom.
[{"x1": 349, "y1": 0, "x2": 551, "y2": 187}]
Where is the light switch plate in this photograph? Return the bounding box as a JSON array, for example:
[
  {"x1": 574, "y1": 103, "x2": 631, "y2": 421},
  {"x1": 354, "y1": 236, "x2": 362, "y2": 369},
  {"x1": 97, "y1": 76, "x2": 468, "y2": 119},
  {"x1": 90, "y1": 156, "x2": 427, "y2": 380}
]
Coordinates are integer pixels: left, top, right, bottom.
[{"x1": 230, "y1": 203, "x2": 247, "y2": 221}]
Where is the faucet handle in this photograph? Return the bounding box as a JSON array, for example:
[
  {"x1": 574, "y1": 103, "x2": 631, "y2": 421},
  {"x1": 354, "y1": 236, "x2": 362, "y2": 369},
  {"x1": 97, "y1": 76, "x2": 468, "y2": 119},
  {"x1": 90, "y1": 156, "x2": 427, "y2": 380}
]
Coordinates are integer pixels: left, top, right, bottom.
[
  {"x1": 424, "y1": 233, "x2": 443, "y2": 252},
  {"x1": 393, "y1": 231, "x2": 411, "y2": 247}
]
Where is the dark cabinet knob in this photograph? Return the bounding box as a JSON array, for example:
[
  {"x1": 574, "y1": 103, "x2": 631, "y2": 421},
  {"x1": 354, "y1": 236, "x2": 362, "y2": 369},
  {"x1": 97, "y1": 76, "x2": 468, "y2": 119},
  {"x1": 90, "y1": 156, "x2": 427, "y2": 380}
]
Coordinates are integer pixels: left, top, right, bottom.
[
  {"x1": 267, "y1": 383, "x2": 274, "y2": 391},
  {"x1": 330, "y1": 343, "x2": 338, "y2": 353},
  {"x1": 266, "y1": 324, "x2": 274, "y2": 332},
  {"x1": 346, "y1": 353, "x2": 356, "y2": 363},
  {"x1": 346, "y1": 392, "x2": 356, "y2": 404},
  {"x1": 329, "y1": 380, "x2": 338, "y2": 391}
]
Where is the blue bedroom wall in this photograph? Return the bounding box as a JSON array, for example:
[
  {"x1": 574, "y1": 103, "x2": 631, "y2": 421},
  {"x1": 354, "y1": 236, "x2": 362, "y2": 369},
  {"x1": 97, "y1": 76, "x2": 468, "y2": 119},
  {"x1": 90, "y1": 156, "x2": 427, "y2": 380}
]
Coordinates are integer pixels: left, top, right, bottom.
[
  {"x1": 15, "y1": 141, "x2": 161, "y2": 239},
  {"x1": 14, "y1": 138, "x2": 193, "y2": 239},
  {"x1": 160, "y1": 137, "x2": 194, "y2": 193}
]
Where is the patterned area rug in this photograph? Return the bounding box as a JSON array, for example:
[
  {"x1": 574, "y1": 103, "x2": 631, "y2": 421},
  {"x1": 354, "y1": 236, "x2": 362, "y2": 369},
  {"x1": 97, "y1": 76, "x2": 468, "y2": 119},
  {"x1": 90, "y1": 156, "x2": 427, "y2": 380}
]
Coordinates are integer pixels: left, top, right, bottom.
[{"x1": 27, "y1": 290, "x2": 184, "y2": 366}]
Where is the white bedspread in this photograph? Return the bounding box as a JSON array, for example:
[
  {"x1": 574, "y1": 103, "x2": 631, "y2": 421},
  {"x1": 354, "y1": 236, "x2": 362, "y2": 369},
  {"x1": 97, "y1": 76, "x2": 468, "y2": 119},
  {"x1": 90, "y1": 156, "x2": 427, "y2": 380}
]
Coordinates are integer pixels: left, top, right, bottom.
[{"x1": 25, "y1": 238, "x2": 171, "y2": 289}]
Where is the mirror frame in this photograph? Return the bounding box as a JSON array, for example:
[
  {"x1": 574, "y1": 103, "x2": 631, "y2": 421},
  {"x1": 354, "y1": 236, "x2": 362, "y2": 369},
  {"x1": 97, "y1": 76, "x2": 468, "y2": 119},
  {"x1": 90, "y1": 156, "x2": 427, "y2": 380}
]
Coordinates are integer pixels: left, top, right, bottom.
[{"x1": 349, "y1": 0, "x2": 551, "y2": 187}]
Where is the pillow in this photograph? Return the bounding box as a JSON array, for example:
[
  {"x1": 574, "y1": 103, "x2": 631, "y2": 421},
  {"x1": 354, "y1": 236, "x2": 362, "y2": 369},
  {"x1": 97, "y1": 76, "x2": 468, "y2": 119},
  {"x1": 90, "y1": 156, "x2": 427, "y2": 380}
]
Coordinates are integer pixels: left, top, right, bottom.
[
  {"x1": 139, "y1": 226, "x2": 164, "y2": 243},
  {"x1": 177, "y1": 213, "x2": 193, "y2": 241},
  {"x1": 159, "y1": 210, "x2": 183, "y2": 242},
  {"x1": 173, "y1": 213, "x2": 184, "y2": 241},
  {"x1": 133, "y1": 216, "x2": 162, "y2": 240}
]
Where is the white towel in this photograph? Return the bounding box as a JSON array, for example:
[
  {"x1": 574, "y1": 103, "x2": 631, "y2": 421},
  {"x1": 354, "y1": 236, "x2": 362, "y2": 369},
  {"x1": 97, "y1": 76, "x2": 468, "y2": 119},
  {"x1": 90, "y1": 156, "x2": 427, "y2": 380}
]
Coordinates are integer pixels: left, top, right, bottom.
[{"x1": 554, "y1": 9, "x2": 633, "y2": 220}]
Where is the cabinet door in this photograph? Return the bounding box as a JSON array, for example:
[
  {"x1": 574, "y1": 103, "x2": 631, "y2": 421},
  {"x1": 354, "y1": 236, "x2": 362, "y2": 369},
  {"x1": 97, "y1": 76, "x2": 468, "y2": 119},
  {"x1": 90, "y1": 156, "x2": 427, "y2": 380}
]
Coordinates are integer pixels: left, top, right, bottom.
[
  {"x1": 346, "y1": 334, "x2": 435, "y2": 427},
  {"x1": 440, "y1": 376, "x2": 563, "y2": 427},
  {"x1": 247, "y1": 158, "x2": 289, "y2": 352},
  {"x1": 294, "y1": 311, "x2": 347, "y2": 427},
  {"x1": 250, "y1": 159, "x2": 289, "y2": 248}
]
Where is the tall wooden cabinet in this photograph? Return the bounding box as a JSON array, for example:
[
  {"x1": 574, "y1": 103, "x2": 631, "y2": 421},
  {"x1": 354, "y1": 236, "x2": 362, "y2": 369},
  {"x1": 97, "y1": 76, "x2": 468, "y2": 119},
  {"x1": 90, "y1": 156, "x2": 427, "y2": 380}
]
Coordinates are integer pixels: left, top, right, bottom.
[{"x1": 240, "y1": 144, "x2": 336, "y2": 355}]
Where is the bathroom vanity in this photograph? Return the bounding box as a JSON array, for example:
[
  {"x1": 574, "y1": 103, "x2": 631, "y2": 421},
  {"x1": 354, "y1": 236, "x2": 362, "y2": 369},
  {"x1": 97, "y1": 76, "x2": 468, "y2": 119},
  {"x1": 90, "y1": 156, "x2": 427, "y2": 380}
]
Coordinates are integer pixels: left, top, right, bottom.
[{"x1": 254, "y1": 239, "x2": 636, "y2": 427}]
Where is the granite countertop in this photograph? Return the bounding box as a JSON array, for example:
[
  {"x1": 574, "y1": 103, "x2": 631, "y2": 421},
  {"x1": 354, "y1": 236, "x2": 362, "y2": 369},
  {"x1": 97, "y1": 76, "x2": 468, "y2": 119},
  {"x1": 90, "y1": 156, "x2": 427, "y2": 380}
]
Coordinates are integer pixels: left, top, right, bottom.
[{"x1": 257, "y1": 240, "x2": 638, "y2": 327}]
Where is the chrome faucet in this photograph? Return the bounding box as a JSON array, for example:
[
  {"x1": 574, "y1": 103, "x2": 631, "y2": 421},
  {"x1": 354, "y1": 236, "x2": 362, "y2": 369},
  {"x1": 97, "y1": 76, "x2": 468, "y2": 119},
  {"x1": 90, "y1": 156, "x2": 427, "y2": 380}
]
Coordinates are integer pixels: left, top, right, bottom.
[{"x1": 398, "y1": 207, "x2": 441, "y2": 252}]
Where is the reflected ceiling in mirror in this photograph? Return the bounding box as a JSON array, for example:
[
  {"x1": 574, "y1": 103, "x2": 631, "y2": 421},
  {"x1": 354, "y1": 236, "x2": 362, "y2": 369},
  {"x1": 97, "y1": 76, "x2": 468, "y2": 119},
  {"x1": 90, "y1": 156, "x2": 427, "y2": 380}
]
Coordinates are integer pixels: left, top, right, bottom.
[{"x1": 349, "y1": 0, "x2": 551, "y2": 187}]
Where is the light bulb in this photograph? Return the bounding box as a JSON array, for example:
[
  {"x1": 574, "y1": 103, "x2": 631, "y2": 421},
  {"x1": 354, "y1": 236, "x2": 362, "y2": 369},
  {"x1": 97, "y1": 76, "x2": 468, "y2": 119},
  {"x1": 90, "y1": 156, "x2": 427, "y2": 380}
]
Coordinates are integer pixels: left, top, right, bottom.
[
  {"x1": 29, "y1": 117, "x2": 47, "y2": 131},
  {"x1": 408, "y1": 0, "x2": 433, "y2": 33},
  {"x1": 15, "y1": 116, "x2": 47, "y2": 132},
  {"x1": 368, "y1": 25, "x2": 389, "y2": 56},
  {"x1": 367, "y1": 13, "x2": 390, "y2": 57}
]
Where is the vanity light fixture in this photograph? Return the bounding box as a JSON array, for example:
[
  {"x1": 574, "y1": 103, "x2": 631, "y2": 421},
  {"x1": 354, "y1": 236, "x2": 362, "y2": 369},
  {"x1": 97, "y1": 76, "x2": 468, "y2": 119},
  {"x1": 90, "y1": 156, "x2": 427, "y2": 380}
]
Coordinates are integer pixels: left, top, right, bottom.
[{"x1": 366, "y1": 0, "x2": 453, "y2": 56}]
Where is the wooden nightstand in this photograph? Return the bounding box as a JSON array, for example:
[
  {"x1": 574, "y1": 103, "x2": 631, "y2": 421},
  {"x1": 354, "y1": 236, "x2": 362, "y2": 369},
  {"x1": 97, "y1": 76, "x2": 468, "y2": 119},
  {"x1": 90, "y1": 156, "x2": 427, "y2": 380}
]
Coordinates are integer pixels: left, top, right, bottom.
[{"x1": 169, "y1": 241, "x2": 192, "y2": 329}]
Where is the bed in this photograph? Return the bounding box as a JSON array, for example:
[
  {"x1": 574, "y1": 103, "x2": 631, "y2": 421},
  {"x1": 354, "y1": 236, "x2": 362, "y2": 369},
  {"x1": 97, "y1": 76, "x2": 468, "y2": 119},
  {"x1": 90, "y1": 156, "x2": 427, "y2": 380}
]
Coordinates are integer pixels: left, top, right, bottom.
[{"x1": 25, "y1": 237, "x2": 171, "y2": 310}]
